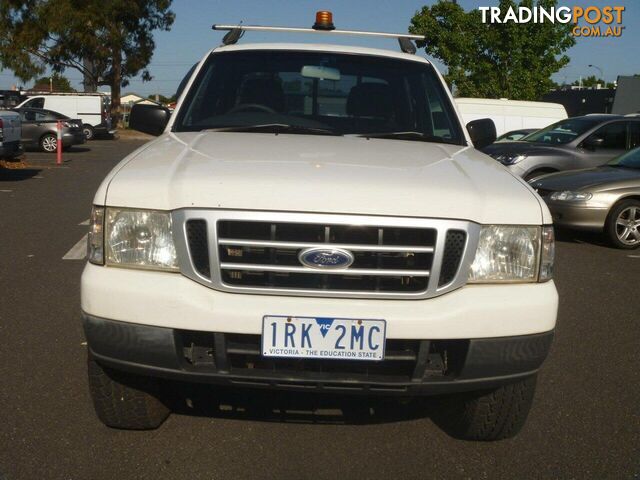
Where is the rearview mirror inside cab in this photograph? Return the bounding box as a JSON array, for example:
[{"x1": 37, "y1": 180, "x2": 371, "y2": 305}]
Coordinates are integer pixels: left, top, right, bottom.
[
  {"x1": 301, "y1": 65, "x2": 341, "y2": 81},
  {"x1": 129, "y1": 104, "x2": 171, "y2": 136},
  {"x1": 466, "y1": 118, "x2": 497, "y2": 150}
]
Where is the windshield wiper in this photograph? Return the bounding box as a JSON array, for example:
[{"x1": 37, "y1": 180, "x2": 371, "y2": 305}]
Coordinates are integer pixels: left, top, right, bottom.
[
  {"x1": 353, "y1": 131, "x2": 459, "y2": 145},
  {"x1": 203, "y1": 124, "x2": 340, "y2": 136}
]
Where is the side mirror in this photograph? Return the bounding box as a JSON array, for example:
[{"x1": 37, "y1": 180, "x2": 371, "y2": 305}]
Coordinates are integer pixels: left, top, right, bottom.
[
  {"x1": 583, "y1": 136, "x2": 604, "y2": 150},
  {"x1": 466, "y1": 118, "x2": 497, "y2": 150},
  {"x1": 129, "y1": 104, "x2": 171, "y2": 136}
]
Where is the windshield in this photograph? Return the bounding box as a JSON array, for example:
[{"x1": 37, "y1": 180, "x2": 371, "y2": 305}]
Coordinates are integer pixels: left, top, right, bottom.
[
  {"x1": 608, "y1": 146, "x2": 640, "y2": 169},
  {"x1": 174, "y1": 50, "x2": 465, "y2": 144},
  {"x1": 524, "y1": 118, "x2": 601, "y2": 145},
  {"x1": 496, "y1": 129, "x2": 535, "y2": 142}
]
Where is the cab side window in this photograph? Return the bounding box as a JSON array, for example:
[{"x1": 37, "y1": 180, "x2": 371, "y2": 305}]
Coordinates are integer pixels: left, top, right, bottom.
[
  {"x1": 24, "y1": 97, "x2": 45, "y2": 109},
  {"x1": 589, "y1": 122, "x2": 627, "y2": 150}
]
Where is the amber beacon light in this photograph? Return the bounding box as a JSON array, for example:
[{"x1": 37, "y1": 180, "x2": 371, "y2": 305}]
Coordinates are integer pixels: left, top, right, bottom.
[{"x1": 313, "y1": 11, "x2": 335, "y2": 30}]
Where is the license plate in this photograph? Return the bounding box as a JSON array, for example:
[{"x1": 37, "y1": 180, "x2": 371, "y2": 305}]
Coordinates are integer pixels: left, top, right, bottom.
[{"x1": 262, "y1": 316, "x2": 386, "y2": 361}]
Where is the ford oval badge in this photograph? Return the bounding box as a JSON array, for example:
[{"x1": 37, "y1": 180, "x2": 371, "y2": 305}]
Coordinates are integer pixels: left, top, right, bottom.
[{"x1": 299, "y1": 248, "x2": 354, "y2": 269}]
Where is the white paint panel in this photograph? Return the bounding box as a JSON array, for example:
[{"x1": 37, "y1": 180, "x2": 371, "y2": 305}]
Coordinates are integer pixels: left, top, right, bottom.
[{"x1": 99, "y1": 132, "x2": 545, "y2": 225}]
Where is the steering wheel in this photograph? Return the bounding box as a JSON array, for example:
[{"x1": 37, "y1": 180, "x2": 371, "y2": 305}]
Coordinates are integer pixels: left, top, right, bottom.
[{"x1": 228, "y1": 103, "x2": 277, "y2": 114}]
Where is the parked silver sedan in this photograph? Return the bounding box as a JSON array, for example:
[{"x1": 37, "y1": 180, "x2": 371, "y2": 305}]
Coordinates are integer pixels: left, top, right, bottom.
[
  {"x1": 531, "y1": 147, "x2": 640, "y2": 249},
  {"x1": 14, "y1": 107, "x2": 85, "y2": 152},
  {"x1": 484, "y1": 115, "x2": 640, "y2": 180}
]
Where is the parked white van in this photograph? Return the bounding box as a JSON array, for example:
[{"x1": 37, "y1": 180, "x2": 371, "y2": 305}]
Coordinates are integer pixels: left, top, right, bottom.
[
  {"x1": 455, "y1": 98, "x2": 567, "y2": 137},
  {"x1": 17, "y1": 93, "x2": 113, "y2": 140}
]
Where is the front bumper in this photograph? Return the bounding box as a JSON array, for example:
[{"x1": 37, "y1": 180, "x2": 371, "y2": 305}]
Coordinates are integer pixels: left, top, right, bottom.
[
  {"x1": 81, "y1": 263, "x2": 558, "y2": 339},
  {"x1": 84, "y1": 314, "x2": 554, "y2": 395},
  {"x1": 0, "y1": 140, "x2": 22, "y2": 158},
  {"x1": 546, "y1": 202, "x2": 608, "y2": 231}
]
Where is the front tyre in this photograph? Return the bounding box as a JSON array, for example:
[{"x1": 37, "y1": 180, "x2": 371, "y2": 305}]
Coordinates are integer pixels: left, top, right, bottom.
[
  {"x1": 87, "y1": 356, "x2": 170, "y2": 430},
  {"x1": 432, "y1": 375, "x2": 537, "y2": 441},
  {"x1": 605, "y1": 199, "x2": 640, "y2": 249}
]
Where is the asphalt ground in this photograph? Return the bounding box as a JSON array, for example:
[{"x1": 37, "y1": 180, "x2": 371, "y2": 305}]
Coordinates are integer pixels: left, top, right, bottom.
[{"x1": 0, "y1": 139, "x2": 638, "y2": 480}]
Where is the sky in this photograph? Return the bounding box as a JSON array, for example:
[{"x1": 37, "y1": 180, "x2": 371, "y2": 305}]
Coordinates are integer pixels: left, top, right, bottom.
[{"x1": 0, "y1": 0, "x2": 638, "y2": 97}]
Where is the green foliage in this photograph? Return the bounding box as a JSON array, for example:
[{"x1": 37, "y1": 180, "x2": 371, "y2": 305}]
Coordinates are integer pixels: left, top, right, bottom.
[
  {"x1": 147, "y1": 93, "x2": 175, "y2": 104},
  {"x1": 409, "y1": 0, "x2": 575, "y2": 100},
  {"x1": 32, "y1": 72, "x2": 75, "y2": 92},
  {"x1": 0, "y1": 0, "x2": 174, "y2": 123},
  {"x1": 571, "y1": 75, "x2": 615, "y2": 89}
]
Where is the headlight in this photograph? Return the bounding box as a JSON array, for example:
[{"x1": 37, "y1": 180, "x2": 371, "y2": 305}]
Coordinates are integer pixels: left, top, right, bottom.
[
  {"x1": 539, "y1": 226, "x2": 554, "y2": 281},
  {"x1": 88, "y1": 206, "x2": 105, "y2": 265},
  {"x1": 549, "y1": 191, "x2": 592, "y2": 202},
  {"x1": 493, "y1": 153, "x2": 527, "y2": 165},
  {"x1": 468, "y1": 225, "x2": 554, "y2": 283},
  {"x1": 104, "y1": 208, "x2": 178, "y2": 271}
]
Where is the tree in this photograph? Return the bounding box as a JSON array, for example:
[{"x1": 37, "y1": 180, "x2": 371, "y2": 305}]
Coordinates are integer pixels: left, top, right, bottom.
[
  {"x1": 409, "y1": 0, "x2": 575, "y2": 100},
  {"x1": 0, "y1": 0, "x2": 174, "y2": 125},
  {"x1": 571, "y1": 76, "x2": 615, "y2": 89},
  {"x1": 147, "y1": 93, "x2": 173, "y2": 105},
  {"x1": 31, "y1": 72, "x2": 75, "y2": 92}
]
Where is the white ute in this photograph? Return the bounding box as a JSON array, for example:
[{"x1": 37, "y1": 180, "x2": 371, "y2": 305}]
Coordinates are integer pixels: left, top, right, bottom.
[{"x1": 81, "y1": 13, "x2": 558, "y2": 440}]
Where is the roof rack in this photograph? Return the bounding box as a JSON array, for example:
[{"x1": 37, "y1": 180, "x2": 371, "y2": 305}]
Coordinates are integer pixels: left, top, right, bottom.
[
  {"x1": 212, "y1": 11, "x2": 425, "y2": 54},
  {"x1": 21, "y1": 90, "x2": 109, "y2": 96}
]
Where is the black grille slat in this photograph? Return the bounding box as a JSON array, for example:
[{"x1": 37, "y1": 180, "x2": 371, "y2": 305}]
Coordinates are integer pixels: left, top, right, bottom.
[
  {"x1": 221, "y1": 270, "x2": 429, "y2": 292},
  {"x1": 186, "y1": 219, "x2": 210, "y2": 278},
  {"x1": 220, "y1": 247, "x2": 432, "y2": 271},
  {"x1": 438, "y1": 230, "x2": 466, "y2": 287}
]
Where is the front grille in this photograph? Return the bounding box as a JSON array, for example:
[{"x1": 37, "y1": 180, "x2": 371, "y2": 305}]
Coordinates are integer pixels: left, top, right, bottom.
[
  {"x1": 174, "y1": 210, "x2": 478, "y2": 299},
  {"x1": 438, "y1": 230, "x2": 466, "y2": 286},
  {"x1": 186, "y1": 219, "x2": 210, "y2": 278},
  {"x1": 217, "y1": 220, "x2": 436, "y2": 294}
]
